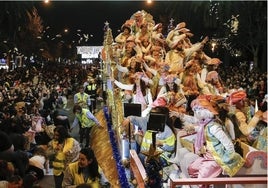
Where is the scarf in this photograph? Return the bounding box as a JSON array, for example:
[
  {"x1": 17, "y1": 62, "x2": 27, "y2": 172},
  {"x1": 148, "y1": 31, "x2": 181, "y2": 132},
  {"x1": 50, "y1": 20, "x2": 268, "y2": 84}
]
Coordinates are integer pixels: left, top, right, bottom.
[
  {"x1": 194, "y1": 118, "x2": 213, "y2": 154},
  {"x1": 135, "y1": 86, "x2": 147, "y2": 111}
]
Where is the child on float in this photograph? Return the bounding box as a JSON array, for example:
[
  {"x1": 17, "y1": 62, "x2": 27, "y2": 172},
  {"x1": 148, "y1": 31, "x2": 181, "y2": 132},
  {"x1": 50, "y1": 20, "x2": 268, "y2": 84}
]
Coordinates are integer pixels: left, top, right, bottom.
[
  {"x1": 112, "y1": 71, "x2": 153, "y2": 117},
  {"x1": 168, "y1": 97, "x2": 245, "y2": 181}
]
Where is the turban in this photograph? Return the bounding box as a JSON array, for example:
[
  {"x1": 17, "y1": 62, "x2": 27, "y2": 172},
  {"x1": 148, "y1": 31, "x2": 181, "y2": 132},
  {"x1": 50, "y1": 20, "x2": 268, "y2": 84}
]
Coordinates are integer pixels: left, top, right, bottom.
[
  {"x1": 227, "y1": 90, "x2": 247, "y2": 105},
  {"x1": 191, "y1": 98, "x2": 218, "y2": 115}
]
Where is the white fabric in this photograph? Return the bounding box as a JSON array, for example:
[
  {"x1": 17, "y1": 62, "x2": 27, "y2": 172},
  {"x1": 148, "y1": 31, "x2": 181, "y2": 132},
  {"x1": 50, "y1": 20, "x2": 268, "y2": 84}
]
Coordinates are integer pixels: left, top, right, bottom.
[
  {"x1": 114, "y1": 80, "x2": 133, "y2": 91},
  {"x1": 29, "y1": 155, "x2": 46, "y2": 169},
  {"x1": 116, "y1": 64, "x2": 129, "y2": 73},
  {"x1": 225, "y1": 118, "x2": 236, "y2": 140},
  {"x1": 209, "y1": 124, "x2": 235, "y2": 152}
]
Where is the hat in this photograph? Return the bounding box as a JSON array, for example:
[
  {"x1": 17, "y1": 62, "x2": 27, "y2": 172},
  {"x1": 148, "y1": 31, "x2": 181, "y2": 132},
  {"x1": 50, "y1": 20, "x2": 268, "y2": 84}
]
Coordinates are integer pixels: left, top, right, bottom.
[
  {"x1": 209, "y1": 95, "x2": 225, "y2": 104},
  {"x1": 121, "y1": 19, "x2": 133, "y2": 29},
  {"x1": 206, "y1": 71, "x2": 219, "y2": 82},
  {"x1": 170, "y1": 34, "x2": 186, "y2": 49},
  {"x1": 153, "y1": 23, "x2": 162, "y2": 31},
  {"x1": 121, "y1": 24, "x2": 131, "y2": 32},
  {"x1": 134, "y1": 11, "x2": 143, "y2": 18},
  {"x1": 227, "y1": 90, "x2": 247, "y2": 104},
  {"x1": 178, "y1": 28, "x2": 190, "y2": 33},
  {"x1": 197, "y1": 94, "x2": 225, "y2": 109},
  {"x1": 152, "y1": 33, "x2": 165, "y2": 44},
  {"x1": 174, "y1": 22, "x2": 186, "y2": 30},
  {"x1": 206, "y1": 58, "x2": 222, "y2": 65},
  {"x1": 191, "y1": 98, "x2": 218, "y2": 115},
  {"x1": 164, "y1": 74, "x2": 177, "y2": 83}
]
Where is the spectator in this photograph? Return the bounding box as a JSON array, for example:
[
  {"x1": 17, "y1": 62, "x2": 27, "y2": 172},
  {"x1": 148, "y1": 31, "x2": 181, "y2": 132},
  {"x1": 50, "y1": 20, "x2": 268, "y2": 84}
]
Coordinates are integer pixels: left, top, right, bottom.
[
  {"x1": 47, "y1": 125, "x2": 81, "y2": 188},
  {"x1": 62, "y1": 148, "x2": 101, "y2": 188},
  {"x1": 74, "y1": 86, "x2": 91, "y2": 110},
  {"x1": 70, "y1": 105, "x2": 100, "y2": 148},
  {"x1": 0, "y1": 131, "x2": 28, "y2": 178},
  {"x1": 27, "y1": 146, "x2": 49, "y2": 180}
]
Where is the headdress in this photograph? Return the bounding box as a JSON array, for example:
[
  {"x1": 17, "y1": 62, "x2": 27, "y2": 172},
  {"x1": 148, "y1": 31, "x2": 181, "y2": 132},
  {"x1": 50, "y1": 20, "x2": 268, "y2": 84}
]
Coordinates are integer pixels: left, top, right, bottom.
[
  {"x1": 174, "y1": 22, "x2": 186, "y2": 30},
  {"x1": 206, "y1": 71, "x2": 219, "y2": 82},
  {"x1": 153, "y1": 23, "x2": 163, "y2": 31},
  {"x1": 134, "y1": 11, "x2": 143, "y2": 18},
  {"x1": 164, "y1": 74, "x2": 177, "y2": 83},
  {"x1": 206, "y1": 58, "x2": 222, "y2": 65},
  {"x1": 191, "y1": 98, "x2": 218, "y2": 115},
  {"x1": 121, "y1": 19, "x2": 133, "y2": 30},
  {"x1": 227, "y1": 90, "x2": 247, "y2": 105},
  {"x1": 170, "y1": 34, "x2": 186, "y2": 49},
  {"x1": 178, "y1": 28, "x2": 190, "y2": 33}
]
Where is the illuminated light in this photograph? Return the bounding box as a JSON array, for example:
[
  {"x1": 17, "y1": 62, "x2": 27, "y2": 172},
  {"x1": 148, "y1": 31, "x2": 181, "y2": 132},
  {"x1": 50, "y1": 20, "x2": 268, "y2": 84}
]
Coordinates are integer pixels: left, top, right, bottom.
[
  {"x1": 44, "y1": 0, "x2": 50, "y2": 4},
  {"x1": 64, "y1": 29, "x2": 68, "y2": 33},
  {"x1": 147, "y1": 0, "x2": 152, "y2": 4},
  {"x1": 211, "y1": 42, "x2": 216, "y2": 52}
]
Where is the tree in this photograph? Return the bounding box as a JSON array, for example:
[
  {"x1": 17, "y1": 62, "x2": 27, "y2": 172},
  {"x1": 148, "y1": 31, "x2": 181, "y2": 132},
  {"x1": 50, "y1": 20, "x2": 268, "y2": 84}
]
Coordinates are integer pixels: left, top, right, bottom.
[
  {"x1": 0, "y1": 2, "x2": 33, "y2": 48},
  {"x1": 163, "y1": 1, "x2": 267, "y2": 70},
  {"x1": 224, "y1": 1, "x2": 267, "y2": 70},
  {"x1": 17, "y1": 7, "x2": 44, "y2": 57},
  {"x1": 0, "y1": 2, "x2": 45, "y2": 67}
]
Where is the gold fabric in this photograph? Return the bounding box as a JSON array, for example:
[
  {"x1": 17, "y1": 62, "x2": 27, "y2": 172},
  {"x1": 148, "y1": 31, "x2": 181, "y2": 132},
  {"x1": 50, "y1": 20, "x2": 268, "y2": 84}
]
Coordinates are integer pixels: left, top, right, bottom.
[{"x1": 91, "y1": 110, "x2": 120, "y2": 188}]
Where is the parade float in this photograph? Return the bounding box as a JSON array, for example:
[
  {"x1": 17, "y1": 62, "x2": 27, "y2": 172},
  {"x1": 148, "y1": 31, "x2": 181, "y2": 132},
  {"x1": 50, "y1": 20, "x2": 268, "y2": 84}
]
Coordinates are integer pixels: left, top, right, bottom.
[{"x1": 90, "y1": 10, "x2": 267, "y2": 188}]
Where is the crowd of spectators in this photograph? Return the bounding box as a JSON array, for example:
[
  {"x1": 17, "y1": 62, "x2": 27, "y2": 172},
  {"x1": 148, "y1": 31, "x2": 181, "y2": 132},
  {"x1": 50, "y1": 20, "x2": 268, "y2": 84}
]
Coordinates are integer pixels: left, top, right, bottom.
[
  {"x1": 219, "y1": 62, "x2": 267, "y2": 103},
  {"x1": 0, "y1": 61, "x2": 101, "y2": 187}
]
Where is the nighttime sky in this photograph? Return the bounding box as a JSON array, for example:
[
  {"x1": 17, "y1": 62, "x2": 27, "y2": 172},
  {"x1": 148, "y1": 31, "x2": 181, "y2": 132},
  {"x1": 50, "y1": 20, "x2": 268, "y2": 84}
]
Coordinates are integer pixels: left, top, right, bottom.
[{"x1": 35, "y1": 1, "x2": 160, "y2": 46}]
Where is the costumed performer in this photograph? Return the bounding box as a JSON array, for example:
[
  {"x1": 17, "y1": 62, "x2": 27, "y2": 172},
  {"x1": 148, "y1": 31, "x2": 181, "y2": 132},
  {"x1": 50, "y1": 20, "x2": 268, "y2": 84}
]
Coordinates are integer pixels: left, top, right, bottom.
[{"x1": 168, "y1": 98, "x2": 245, "y2": 182}]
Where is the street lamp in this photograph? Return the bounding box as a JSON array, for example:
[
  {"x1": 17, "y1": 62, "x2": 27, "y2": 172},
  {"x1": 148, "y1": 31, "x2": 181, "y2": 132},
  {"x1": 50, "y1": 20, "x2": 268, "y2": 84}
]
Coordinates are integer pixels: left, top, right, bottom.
[{"x1": 211, "y1": 42, "x2": 216, "y2": 52}]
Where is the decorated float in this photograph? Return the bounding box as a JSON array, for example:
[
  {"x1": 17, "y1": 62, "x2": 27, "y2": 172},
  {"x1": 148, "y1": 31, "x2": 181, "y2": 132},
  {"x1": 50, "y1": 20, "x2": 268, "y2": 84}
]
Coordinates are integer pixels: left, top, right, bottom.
[{"x1": 90, "y1": 10, "x2": 267, "y2": 188}]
